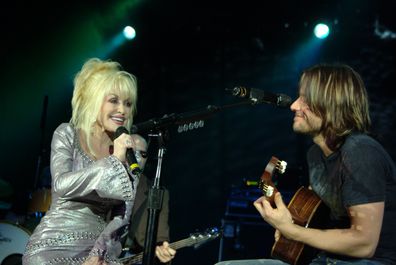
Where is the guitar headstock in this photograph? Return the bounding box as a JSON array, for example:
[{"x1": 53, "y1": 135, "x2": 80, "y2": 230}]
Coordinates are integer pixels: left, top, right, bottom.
[
  {"x1": 190, "y1": 227, "x2": 221, "y2": 249},
  {"x1": 276, "y1": 159, "x2": 287, "y2": 174},
  {"x1": 259, "y1": 156, "x2": 287, "y2": 199}
]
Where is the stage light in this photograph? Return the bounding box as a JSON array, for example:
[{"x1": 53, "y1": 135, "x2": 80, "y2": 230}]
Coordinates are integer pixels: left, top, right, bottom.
[
  {"x1": 123, "y1": 26, "x2": 136, "y2": 40},
  {"x1": 313, "y1": 23, "x2": 330, "y2": 39}
]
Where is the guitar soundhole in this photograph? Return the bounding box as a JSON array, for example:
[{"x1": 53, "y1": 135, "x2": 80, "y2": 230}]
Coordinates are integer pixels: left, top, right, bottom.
[
  {"x1": 297, "y1": 202, "x2": 329, "y2": 265},
  {"x1": 271, "y1": 188, "x2": 330, "y2": 265}
]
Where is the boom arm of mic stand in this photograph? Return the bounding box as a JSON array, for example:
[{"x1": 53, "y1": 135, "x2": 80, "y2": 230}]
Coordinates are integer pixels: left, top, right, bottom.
[{"x1": 131, "y1": 102, "x2": 252, "y2": 134}]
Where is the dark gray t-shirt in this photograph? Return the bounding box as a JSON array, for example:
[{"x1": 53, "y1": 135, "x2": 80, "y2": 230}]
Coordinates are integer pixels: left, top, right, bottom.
[{"x1": 307, "y1": 133, "x2": 396, "y2": 264}]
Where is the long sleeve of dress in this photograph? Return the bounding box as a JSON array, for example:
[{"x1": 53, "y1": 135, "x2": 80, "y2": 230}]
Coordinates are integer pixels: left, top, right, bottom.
[
  {"x1": 50, "y1": 123, "x2": 134, "y2": 202},
  {"x1": 23, "y1": 123, "x2": 138, "y2": 265}
]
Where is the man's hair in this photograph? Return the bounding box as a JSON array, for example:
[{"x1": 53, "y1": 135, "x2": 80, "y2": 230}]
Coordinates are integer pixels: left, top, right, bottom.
[
  {"x1": 70, "y1": 58, "x2": 137, "y2": 155},
  {"x1": 300, "y1": 63, "x2": 371, "y2": 150}
]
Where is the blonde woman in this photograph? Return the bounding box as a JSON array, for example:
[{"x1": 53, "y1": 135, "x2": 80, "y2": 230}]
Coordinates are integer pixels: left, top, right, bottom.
[{"x1": 23, "y1": 58, "x2": 175, "y2": 265}]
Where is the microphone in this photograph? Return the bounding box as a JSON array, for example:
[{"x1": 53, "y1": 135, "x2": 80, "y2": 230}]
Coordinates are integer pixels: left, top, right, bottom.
[
  {"x1": 115, "y1": 126, "x2": 141, "y2": 175},
  {"x1": 229, "y1": 86, "x2": 292, "y2": 108}
]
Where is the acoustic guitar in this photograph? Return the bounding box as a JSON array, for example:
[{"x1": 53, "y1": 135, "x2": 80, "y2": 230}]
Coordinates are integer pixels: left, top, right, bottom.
[
  {"x1": 258, "y1": 156, "x2": 328, "y2": 265},
  {"x1": 118, "y1": 227, "x2": 221, "y2": 264}
]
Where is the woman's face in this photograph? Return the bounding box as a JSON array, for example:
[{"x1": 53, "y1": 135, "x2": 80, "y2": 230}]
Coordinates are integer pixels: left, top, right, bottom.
[{"x1": 97, "y1": 91, "x2": 132, "y2": 133}]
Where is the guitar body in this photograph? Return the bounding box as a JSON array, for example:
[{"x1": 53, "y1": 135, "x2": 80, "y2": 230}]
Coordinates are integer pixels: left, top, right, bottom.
[{"x1": 271, "y1": 187, "x2": 328, "y2": 265}]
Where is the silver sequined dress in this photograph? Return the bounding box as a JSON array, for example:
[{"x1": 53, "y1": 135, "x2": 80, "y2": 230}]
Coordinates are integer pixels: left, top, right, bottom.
[{"x1": 23, "y1": 123, "x2": 138, "y2": 265}]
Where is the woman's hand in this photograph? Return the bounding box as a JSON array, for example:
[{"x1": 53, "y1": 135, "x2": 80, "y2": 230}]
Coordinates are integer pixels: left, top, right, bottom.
[
  {"x1": 155, "y1": 241, "x2": 176, "y2": 263},
  {"x1": 113, "y1": 133, "x2": 136, "y2": 162}
]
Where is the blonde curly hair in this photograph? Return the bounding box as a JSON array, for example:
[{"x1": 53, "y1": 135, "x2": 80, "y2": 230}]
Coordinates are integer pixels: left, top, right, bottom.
[{"x1": 71, "y1": 58, "x2": 137, "y2": 155}]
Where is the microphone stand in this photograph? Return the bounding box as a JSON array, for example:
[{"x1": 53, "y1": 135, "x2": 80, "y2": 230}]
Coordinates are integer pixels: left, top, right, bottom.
[
  {"x1": 140, "y1": 100, "x2": 255, "y2": 265},
  {"x1": 142, "y1": 131, "x2": 166, "y2": 265}
]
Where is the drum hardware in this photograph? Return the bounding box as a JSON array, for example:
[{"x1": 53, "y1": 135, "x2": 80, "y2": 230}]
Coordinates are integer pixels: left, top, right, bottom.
[{"x1": 0, "y1": 221, "x2": 31, "y2": 265}]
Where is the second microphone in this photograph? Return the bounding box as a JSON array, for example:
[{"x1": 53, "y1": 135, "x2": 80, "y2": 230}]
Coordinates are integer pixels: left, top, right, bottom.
[{"x1": 230, "y1": 86, "x2": 292, "y2": 108}]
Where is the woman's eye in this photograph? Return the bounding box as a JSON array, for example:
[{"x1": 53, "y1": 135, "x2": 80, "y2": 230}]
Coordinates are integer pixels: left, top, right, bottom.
[
  {"x1": 125, "y1": 102, "x2": 132, "y2": 108},
  {"x1": 109, "y1": 98, "x2": 118, "y2": 104}
]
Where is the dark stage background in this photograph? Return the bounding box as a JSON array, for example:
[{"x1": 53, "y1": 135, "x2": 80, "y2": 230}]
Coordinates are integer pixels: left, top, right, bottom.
[{"x1": 1, "y1": 1, "x2": 396, "y2": 264}]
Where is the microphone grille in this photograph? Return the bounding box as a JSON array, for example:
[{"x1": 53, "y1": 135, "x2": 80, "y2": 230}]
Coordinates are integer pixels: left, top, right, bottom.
[
  {"x1": 115, "y1": 126, "x2": 129, "y2": 138},
  {"x1": 277, "y1": 94, "x2": 292, "y2": 108},
  {"x1": 233, "y1": 86, "x2": 249, "y2": 97}
]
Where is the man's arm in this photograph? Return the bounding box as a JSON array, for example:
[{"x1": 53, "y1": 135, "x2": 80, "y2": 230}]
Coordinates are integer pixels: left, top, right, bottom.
[{"x1": 254, "y1": 193, "x2": 384, "y2": 258}]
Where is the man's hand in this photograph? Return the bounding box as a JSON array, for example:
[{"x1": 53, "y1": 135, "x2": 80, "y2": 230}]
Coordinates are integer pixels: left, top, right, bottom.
[
  {"x1": 82, "y1": 256, "x2": 108, "y2": 265},
  {"x1": 254, "y1": 192, "x2": 294, "y2": 238},
  {"x1": 155, "y1": 241, "x2": 176, "y2": 263}
]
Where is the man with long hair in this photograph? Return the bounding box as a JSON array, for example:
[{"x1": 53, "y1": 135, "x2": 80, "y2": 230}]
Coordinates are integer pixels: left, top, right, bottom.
[{"x1": 216, "y1": 63, "x2": 396, "y2": 265}]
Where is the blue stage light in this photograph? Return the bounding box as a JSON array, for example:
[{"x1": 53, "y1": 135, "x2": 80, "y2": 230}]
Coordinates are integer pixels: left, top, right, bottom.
[
  {"x1": 123, "y1": 26, "x2": 136, "y2": 40},
  {"x1": 313, "y1": 23, "x2": 330, "y2": 39}
]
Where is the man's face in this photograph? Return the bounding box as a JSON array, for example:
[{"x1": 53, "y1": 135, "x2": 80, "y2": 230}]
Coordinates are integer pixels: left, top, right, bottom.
[
  {"x1": 290, "y1": 93, "x2": 322, "y2": 137},
  {"x1": 131, "y1": 134, "x2": 148, "y2": 170}
]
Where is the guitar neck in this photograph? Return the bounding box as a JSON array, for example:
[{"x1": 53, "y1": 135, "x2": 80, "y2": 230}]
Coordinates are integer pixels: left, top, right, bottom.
[
  {"x1": 122, "y1": 237, "x2": 197, "y2": 265},
  {"x1": 169, "y1": 237, "x2": 197, "y2": 249}
]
